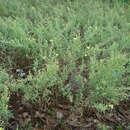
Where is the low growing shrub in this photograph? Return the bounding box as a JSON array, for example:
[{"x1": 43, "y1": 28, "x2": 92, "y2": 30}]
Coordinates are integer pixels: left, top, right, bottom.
[
  {"x1": 0, "y1": 69, "x2": 11, "y2": 127},
  {"x1": 88, "y1": 46, "x2": 129, "y2": 112}
]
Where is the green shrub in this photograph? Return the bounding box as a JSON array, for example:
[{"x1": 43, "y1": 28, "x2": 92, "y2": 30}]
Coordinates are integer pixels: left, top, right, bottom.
[
  {"x1": 87, "y1": 45, "x2": 129, "y2": 111},
  {"x1": 0, "y1": 0, "x2": 129, "y2": 128},
  {"x1": 0, "y1": 69, "x2": 11, "y2": 127}
]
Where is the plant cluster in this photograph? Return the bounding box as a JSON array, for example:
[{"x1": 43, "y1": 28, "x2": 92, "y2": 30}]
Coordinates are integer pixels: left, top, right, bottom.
[{"x1": 0, "y1": 0, "x2": 129, "y2": 128}]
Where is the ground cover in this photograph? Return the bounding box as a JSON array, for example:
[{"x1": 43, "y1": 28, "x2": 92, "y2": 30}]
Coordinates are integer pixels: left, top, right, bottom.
[{"x1": 0, "y1": 0, "x2": 130, "y2": 129}]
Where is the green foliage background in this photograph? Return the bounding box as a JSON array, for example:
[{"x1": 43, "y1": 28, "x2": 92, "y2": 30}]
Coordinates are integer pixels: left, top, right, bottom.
[{"x1": 0, "y1": 0, "x2": 130, "y2": 128}]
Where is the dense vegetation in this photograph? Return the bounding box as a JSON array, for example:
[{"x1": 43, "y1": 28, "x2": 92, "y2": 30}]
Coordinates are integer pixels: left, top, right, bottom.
[{"x1": 0, "y1": 0, "x2": 130, "y2": 129}]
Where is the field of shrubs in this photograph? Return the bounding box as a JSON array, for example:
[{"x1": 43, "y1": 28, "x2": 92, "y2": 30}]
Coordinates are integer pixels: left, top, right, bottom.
[{"x1": 0, "y1": 0, "x2": 130, "y2": 129}]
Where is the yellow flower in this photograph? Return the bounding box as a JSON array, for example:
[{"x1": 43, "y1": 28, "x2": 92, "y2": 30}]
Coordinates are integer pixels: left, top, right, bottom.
[
  {"x1": 86, "y1": 46, "x2": 90, "y2": 49},
  {"x1": 50, "y1": 40, "x2": 53, "y2": 42},
  {"x1": 55, "y1": 54, "x2": 59, "y2": 57},
  {"x1": 73, "y1": 37, "x2": 77, "y2": 40},
  {"x1": 108, "y1": 104, "x2": 113, "y2": 109}
]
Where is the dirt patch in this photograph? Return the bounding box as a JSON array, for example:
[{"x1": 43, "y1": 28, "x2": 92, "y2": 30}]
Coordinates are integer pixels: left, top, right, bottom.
[
  {"x1": 6, "y1": 91, "x2": 130, "y2": 130},
  {"x1": 0, "y1": 47, "x2": 34, "y2": 79}
]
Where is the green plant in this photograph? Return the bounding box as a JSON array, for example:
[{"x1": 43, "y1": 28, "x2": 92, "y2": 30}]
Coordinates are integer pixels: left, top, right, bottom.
[
  {"x1": 0, "y1": 0, "x2": 129, "y2": 129},
  {"x1": 87, "y1": 45, "x2": 129, "y2": 112},
  {"x1": 98, "y1": 123, "x2": 110, "y2": 130},
  {"x1": 0, "y1": 69, "x2": 11, "y2": 127}
]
